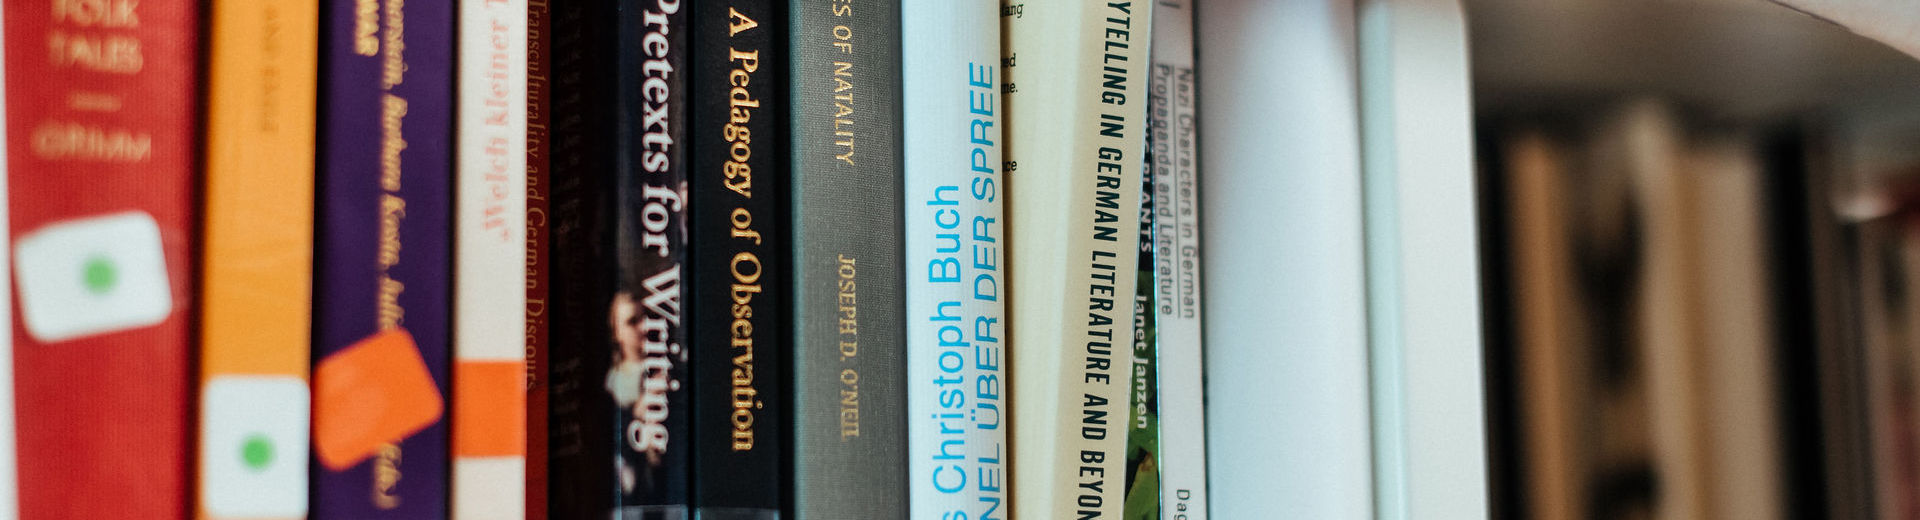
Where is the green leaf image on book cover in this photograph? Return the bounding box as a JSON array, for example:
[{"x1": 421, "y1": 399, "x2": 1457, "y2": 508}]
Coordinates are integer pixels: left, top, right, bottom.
[{"x1": 1124, "y1": 224, "x2": 1161, "y2": 520}]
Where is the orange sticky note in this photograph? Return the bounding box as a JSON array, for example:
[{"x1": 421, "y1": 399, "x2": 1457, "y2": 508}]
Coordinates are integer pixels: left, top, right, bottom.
[
  {"x1": 313, "y1": 329, "x2": 445, "y2": 470},
  {"x1": 453, "y1": 360, "x2": 528, "y2": 457}
]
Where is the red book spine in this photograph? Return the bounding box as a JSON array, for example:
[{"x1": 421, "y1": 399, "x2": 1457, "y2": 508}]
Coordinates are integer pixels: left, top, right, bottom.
[
  {"x1": 525, "y1": 0, "x2": 551, "y2": 517},
  {"x1": 4, "y1": 0, "x2": 199, "y2": 517}
]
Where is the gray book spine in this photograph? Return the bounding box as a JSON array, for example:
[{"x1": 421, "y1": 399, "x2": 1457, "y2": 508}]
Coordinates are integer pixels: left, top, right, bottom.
[{"x1": 787, "y1": 0, "x2": 907, "y2": 518}]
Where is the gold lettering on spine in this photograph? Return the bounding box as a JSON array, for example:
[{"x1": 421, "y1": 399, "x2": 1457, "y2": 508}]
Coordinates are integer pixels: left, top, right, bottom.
[
  {"x1": 723, "y1": 7, "x2": 764, "y2": 452},
  {"x1": 822, "y1": 0, "x2": 861, "y2": 443},
  {"x1": 823, "y1": 0, "x2": 854, "y2": 166},
  {"x1": 381, "y1": 94, "x2": 410, "y2": 191},
  {"x1": 382, "y1": 0, "x2": 406, "y2": 88},
  {"x1": 378, "y1": 194, "x2": 406, "y2": 268},
  {"x1": 372, "y1": 443, "x2": 403, "y2": 508},
  {"x1": 370, "y1": 0, "x2": 411, "y2": 505},
  {"x1": 723, "y1": 43, "x2": 757, "y2": 197},
  {"x1": 830, "y1": 60, "x2": 854, "y2": 166},
  {"x1": 837, "y1": 255, "x2": 861, "y2": 439},
  {"x1": 354, "y1": 0, "x2": 380, "y2": 55}
]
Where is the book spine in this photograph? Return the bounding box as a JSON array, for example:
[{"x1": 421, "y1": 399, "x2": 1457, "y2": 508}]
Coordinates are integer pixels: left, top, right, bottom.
[
  {"x1": 1146, "y1": 2, "x2": 1207, "y2": 518},
  {"x1": 313, "y1": 0, "x2": 455, "y2": 516},
  {"x1": 1195, "y1": 1, "x2": 1372, "y2": 516},
  {"x1": 901, "y1": 2, "x2": 1008, "y2": 519},
  {"x1": 1003, "y1": 1, "x2": 1153, "y2": 518},
  {"x1": 687, "y1": 2, "x2": 783, "y2": 518},
  {"x1": 1355, "y1": 0, "x2": 1486, "y2": 516},
  {"x1": 4, "y1": 0, "x2": 198, "y2": 516},
  {"x1": 197, "y1": 0, "x2": 319, "y2": 517},
  {"x1": 0, "y1": 8, "x2": 15, "y2": 515},
  {"x1": 1497, "y1": 129, "x2": 1580, "y2": 520},
  {"x1": 1124, "y1": 148, "x2": 1159, "y2": 520},
  {"x1": 788, "y1": 0, "x2": 908, "y2": 517},
  {"x1": 544, "y1": 0, "x2": 615, "y2": 515},
  {"x1": 453, "y1": 0, "x2": 530, "y2": 516},
  {"x1": 525, "y1": 0, "x2": 552, "y2": 517},
  {"x1": 547, "y1": 0, "x2": 693, "y2": 516}
]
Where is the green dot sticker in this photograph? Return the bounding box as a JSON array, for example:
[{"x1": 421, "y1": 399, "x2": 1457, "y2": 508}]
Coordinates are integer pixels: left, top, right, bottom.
[
  {"x1": 82, "y1": 255, "x2": 117, "y2": 295},
  {"x1": 241, "y1": 434, "x2": 275, "y2": 472}
]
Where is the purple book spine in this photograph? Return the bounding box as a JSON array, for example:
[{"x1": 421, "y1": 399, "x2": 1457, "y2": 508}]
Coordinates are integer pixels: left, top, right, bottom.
[{"x1": 312, "y1": 0, "x2": 455, "y2": 517}]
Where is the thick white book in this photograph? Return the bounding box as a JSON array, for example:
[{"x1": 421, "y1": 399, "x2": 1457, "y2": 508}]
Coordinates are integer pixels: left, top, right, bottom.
[
  {"x1": 1147, "y1": 1, "x2": 1206, "y2": 519},
  {"x1": 1003, "y1": 1, "x2": 1154, "y2": 518},
  {"x1": 1357, "y1": 0, "x2": 1488, "y2": 517},
  {"x1": 1196, "y1": 0, "x2": 1373, "y2": 517},
  {"x1": 902, "y1": 1, "x2": 1008, "y2": 519},
  {"x1": 452, "y1": 0, "x2": 528, "y2": 517}
]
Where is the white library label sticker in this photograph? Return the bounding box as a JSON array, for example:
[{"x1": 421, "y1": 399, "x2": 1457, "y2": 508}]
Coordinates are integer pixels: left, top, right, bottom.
[
  {"x1": 201, "y1": 376, "x2": 309, "y2": 517},
  {"x1": 13, "y1": 211, "x2": 173, "y2": 343}
]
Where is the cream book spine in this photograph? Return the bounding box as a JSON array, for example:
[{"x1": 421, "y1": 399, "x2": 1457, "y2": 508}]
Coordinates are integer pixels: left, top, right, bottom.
[
  {"x1": 452, "y1": 0, "x2": 529, "y2": 516},
  {"x1": 1003, "y1": 1, "x2": 1153, "y2": 518}
]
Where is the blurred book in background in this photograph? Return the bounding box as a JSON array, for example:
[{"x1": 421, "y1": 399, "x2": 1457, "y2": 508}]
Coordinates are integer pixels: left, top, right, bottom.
[{"x1": 1473, "y1": 2, "x2": 1920, "y2": 519}]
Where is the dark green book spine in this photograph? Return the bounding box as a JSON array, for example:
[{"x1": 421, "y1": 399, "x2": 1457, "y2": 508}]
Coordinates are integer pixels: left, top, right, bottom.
[
  {"x1": 687, "y1": 0, "x2": 784, "y2": 518},
  {"x1": 1124, "y1": 152, "x2": 1161, "y2": 520},
  {"x1": 786, "y1": 0, "x2": 907, "y2": 517}
]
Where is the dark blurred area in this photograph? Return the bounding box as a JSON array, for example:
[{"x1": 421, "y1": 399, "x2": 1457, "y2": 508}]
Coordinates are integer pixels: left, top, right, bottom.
[{"x1": 1469, "y1": 1, "x2": 1920, "y2": 519}]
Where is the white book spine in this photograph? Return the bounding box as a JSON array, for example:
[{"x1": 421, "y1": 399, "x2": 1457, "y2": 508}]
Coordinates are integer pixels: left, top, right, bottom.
[
  {"x1": 1147, "y1": 2, "x2": 1205, "y2": 519},
  {"x1": 1004, "y1": 2, "x2": 1154, "y2": 518},
  {"x1": 1357, "y1": 0, "x2": 1488, "y2": 517},
  {"x1": 452, "y1": 0, "x2": 528, "y2": 517},
  {"x1": 1197, "y1": 0, "x2": 1374, "y2": 516},
  {"x1": 903, "y1": 2, "x2": 1008, "y2": 518}
]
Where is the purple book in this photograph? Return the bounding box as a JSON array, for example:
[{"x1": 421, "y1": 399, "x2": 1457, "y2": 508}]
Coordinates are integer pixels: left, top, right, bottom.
[{"x1": 311, "y1": 0, "x2": 455, "y2": 517}]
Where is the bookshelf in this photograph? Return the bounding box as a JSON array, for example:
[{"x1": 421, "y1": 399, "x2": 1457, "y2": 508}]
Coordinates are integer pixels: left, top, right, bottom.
[
  {"x1": 2, "y1": 0, "x2": 1918, "y2": 518},
  {"x1": 1468, "y1": 1, "x2": 1920, "y2": 519}
]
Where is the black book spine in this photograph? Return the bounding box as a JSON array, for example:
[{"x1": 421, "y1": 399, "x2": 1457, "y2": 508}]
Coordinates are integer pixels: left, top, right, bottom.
[
  {"x1": 787, "y1": 0, "x2": 907, "y2": 517},
  {"x1": 549, "y1": 0, "x2": 692, "y2": 518},
  {"x1": 687, "y1": 1, "x2": 784, "y2": 518}
]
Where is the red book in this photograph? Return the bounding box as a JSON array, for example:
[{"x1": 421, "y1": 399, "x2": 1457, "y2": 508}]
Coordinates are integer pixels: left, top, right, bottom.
[
  {"x1": 5, "y1": 0, "x2": 199, "y2": 517},
  {"x1": 525, "y1": 0, "x2": 550, "y2": 517}
]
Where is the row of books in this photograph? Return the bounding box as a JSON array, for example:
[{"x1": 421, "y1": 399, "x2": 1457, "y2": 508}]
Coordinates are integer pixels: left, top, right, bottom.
[
  {"x1": 1, "y1": 0, "x2": 1504, "y2": 517},
  {"x1": 0, "y1": 0, "x2": 1245, "y2": 518},
  {"x1": 1484, "y1": 101, "x2": 1792, "y2": 520}
]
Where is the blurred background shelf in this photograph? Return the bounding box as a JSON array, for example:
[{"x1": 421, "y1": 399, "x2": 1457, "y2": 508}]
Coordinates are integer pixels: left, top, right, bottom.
[{"x1": 1466, "y1": 1, "x2": 1920, "y2": 519}]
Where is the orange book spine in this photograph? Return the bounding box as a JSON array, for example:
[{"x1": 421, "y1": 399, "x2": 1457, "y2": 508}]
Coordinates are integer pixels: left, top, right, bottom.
[{"x1": 195, "y1": 0, "x2": 320, "y2": 518}]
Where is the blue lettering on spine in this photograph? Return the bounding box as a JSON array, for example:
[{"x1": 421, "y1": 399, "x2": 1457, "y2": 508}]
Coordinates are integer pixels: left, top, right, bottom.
[{"x1": 920, "y1": 62, "x2": 1006, "y2": 518}]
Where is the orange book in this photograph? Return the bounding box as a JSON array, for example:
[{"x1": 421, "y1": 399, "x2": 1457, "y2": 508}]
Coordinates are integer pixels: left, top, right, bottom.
[{"x1": 195, "y1": 0, "x2": 320, "y2": 517}]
